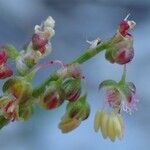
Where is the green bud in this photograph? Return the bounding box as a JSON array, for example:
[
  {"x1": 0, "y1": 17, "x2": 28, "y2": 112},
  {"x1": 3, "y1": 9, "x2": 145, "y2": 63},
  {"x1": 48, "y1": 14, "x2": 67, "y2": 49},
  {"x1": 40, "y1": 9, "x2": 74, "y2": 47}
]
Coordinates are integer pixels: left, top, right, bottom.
[
  {"x1": 66, "y1": 95, "x2": 90, "y2": 121},
  {"x1": 3, "y1": 44, "x2": 19, "y2": 59},
  {"x1": 0, "y1": 96, "x2": 19, "y2": 121},
  {"x1": 40, "y1": 81, "x2": 64, "y2": 110},
  {"x1": 58, "y1": 95, "x2": 90, "y2": 133},
  {"x1": 3, "y1": 77, "x2": 33, "y2": 104},
  {"x1": 62, "y1": 78, "x2": 81, "y2": 102}
]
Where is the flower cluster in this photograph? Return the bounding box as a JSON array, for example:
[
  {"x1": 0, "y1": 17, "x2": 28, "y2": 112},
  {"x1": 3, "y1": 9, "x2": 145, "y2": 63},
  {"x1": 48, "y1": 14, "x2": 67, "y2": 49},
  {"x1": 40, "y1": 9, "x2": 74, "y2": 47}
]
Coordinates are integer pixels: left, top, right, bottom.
[
  {"x1": 94, "y1": 76, "x2": 138, "y2": 141},
  {"x1": 0, "y1": 76, "x2": 33, "y2": 121},
  {"x1": 16, "y1": 16, "x2": 55, "y2": 75},
  {"x1": 37, "y1": 62, "x2": 91, "y2": 132},
  {"x1": 94, "y1": 15, "x2": 138, "y2": 141},
  {"x1": 105, "y1": 15, "x2": 135, "y2": 65},
  {"x1": 0, "y1": 15, "x2": 138, "y2": 143},
  {"x1": 38, "y1": 63, "x2": 82, "y2": 109}
]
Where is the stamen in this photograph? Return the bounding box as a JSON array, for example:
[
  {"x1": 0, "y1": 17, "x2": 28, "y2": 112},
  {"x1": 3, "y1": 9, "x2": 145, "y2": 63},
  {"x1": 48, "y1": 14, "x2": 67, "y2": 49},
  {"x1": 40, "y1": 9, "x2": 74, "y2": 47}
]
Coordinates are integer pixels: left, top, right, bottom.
[{"x1": 124, "y1": 13, "x2": 130, "y2": 21}]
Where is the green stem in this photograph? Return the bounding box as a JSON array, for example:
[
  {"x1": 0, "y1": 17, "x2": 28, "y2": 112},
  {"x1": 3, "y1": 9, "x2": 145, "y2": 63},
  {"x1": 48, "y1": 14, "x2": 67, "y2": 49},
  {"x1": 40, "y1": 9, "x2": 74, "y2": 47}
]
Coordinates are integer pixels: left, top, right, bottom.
[
  {"x1": 119, "y1": 65, "x2": 126, "y2": 85},
  {"x1": 32, "y1": 41, "x2": 110, "y2": 98},
  {"x1": 72, "y1": 41, "x2": 110, "y2": 64}
]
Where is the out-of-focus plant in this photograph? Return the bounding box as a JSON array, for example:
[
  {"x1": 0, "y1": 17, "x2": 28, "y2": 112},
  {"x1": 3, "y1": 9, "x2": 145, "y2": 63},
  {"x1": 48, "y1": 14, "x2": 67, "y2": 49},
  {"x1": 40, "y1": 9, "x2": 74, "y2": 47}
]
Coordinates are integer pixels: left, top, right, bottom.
[{"x1": 0, "y1": 15, "x2": 138, "y2": 142}]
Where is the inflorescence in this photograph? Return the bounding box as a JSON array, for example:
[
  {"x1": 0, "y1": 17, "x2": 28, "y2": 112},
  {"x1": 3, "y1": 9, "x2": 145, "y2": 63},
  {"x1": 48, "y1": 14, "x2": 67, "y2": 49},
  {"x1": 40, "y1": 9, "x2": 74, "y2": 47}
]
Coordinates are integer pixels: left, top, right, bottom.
[{"x1": 0, "y1": 15, "x2": 138, "y2": 142}]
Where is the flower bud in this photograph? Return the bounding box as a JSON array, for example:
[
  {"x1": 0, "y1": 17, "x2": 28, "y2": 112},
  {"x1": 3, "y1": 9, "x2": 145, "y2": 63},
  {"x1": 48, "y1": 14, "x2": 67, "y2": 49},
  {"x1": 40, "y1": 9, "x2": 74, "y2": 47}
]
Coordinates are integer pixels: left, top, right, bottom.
[
  {"x1": 112, "y1": 47, "x2": 134, "y2": 64},
  {"x1": 0, "y1": 50, "x2": 7, "y2": 65},
  {"x1": 0, "y1": 65, "x2": 13, "y2": 79},
  {"x1": 40, "y1": 81, "x2": 64, "y2": 110},
  {"x1": 32, "y1": 34, "x2": 48, "y2": 50},
  {"x1": 67, "y1": 96, "x2": 90, "y2": 121},
  {"x1": 3, "y1": 77, "x2": 33, "y2": 104},
  {"x1": 58, "y1": 117, "x2": 81, "y2": 133},
  {"x1": 0, "y1": 96, "x2": 19, "y2": 121},
  {"x1": 39, "y1": 46, "x2": 46, "y2": 54},
  {"x1": 57, "y1": 63, "x2": 81, "y2": 79},
  {"x1": 0, "y1": 49, "x2": 13, "y2": 79},
  {"x1": 62, "y1": 78, "x2": 81, "y2": 102},
  {"x1": 119, "y1": 20, "x2": 136, "y2": 37},
  {"x1": 67, "y1": 64, "x2": 81, "y2": 79},
  {"x1": 119, "y1": 20, "x2": 130, "y2": 37},
  {"x1": 106, "y1": 34, "x2": 134, "y2": 65},
  {"x1": 16, "y1": 50, "x2": 42, "y2": 75},
  {"x1": 59, "y1": 95, "x2": 90, "y2": 133},
  {"x1": 3, "y1": 44, "x2": 19, "y2": 59}
]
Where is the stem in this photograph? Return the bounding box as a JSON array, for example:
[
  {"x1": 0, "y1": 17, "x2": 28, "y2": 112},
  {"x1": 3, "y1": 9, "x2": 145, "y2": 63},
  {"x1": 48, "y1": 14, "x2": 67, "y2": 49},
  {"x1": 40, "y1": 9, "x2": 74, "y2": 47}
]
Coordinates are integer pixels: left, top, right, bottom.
[
  {"x1": 32, "y1": 41, "x2": 110, "y2": 98},
  {"x1": 119, "y1": 65, "x2": 126, "y2": 85},
  {"x1": 72, "y1": 41, "x2": 110, "y2": 64}
]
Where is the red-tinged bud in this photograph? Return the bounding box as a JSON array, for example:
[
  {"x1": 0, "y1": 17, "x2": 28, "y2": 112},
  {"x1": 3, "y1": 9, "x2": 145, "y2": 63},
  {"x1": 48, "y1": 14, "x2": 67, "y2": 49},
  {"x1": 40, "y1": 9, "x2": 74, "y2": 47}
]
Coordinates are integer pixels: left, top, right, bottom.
[
  {"x1": 32, "y1": 34, "x2": 48, "y2": 50},
  {"x1": 67, "y1": 90, "x2": 81, "y2": 102},
  {"x1": 3, "y1": 77, "x2": 33, "y2": 104},
  {"x1": 67, "y1": 97, "x2": 90, "y2": 121},
  {"x1": 0, "y1": 65, "x2": 13, "y2": 79},
  {"x1": 67, "y1": 64, "x2": 81, "y2": 79},
  {"x1": 59, "y1": 95, "x2": 90, "y2": 133},
  {"x1": 119, "y1": 19, "x2": 136, "y2": 37},
  {"x1": 40, "y1": 81, "x2": 64, "y2": 110},
  {"x1": 119, "y1": 20, "x2": 130, "y2": 37},
  {"x1": 39, "y1": 46, "x2": 46, "y2": 54},
  {"x1": 112, "y1": 47, "x2": 134, "y2": 64},
  {"x1": 57, "y1": 63, "x2": 82, "y2": 79},
  {"x1": 0, "y1": 97, "x2": 19, "y2": 121},
  {"x1": 62, "y1": 78, "x2": 81, "y2": 102},
  {"x1": 43, "y1": 92, "x2": 61, "y2": 109},
  {"x1": 0, "y1": 50, "x2": 7, "y2": 65}
]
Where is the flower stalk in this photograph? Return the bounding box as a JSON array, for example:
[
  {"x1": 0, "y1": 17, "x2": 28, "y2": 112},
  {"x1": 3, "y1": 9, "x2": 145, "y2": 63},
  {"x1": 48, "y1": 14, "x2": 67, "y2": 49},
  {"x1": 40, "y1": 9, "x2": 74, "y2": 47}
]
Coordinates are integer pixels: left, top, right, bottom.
[{"x1": 72, "y1": 41, "x2": 110, "y2": 64}]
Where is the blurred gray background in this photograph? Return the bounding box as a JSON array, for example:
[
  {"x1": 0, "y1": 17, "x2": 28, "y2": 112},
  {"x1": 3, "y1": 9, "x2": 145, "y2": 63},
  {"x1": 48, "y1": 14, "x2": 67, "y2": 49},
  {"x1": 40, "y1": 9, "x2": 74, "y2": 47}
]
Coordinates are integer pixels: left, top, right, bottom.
[{"x1": 0, "y1": 0, "x2": 149, "y2": 150}]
